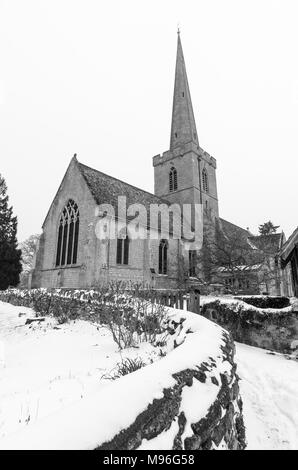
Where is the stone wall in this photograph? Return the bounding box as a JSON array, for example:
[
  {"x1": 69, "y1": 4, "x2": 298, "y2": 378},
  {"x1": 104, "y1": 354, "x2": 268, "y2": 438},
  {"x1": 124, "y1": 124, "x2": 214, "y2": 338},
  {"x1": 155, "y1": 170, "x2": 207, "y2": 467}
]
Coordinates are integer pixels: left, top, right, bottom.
[
  {"x1": 97, "y1": 322, "x2": 245, "y2": 451},
  {"x1": 94, "y1": 309, "x2": 245, "y2": 451},
  {"x1": 0, "y1": 295, "x2": 246, "y2": 451},
  {"x1": 201, "y1": 298, "x2": 298, "y2": 354}
]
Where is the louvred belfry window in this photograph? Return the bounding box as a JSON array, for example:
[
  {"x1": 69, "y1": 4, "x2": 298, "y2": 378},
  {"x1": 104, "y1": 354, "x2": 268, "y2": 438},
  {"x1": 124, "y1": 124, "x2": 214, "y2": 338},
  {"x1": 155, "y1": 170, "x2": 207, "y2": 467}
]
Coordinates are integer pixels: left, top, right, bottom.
[
  {"x1": 169, "y1": 167, "x2": 178, "y2": 192},
  {"x1": 202, "y1": 168, "x2": 209, "y2": 193},
  {"x1": 55, "y1": 200, "x2": 80, "y2": 267}
]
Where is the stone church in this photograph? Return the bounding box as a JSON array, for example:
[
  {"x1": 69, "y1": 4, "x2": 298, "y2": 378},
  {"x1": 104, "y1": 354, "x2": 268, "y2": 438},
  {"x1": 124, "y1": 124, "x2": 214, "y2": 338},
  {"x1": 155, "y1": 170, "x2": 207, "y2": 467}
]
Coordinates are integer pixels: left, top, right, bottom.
[{"x1": 31, "y1": 33, "x2": 249, "y2": 291}]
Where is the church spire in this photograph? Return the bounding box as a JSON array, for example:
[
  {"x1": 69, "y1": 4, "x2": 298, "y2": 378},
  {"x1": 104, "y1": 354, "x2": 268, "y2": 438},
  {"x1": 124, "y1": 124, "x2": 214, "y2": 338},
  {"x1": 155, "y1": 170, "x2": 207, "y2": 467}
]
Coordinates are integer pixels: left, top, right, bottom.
[{"x1": 170, "y1": 32, "x2": 199, "y2": 151}]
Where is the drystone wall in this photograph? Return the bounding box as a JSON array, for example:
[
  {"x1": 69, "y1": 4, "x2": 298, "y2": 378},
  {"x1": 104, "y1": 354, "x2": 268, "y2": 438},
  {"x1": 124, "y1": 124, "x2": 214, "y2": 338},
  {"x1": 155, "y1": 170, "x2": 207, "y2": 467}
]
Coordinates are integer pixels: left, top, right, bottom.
[
  {"x1": 97, "y1": 318, "x2": 246, "y2": 451},
  {"x1": 201, "y1": 298, "x2": 298, "y2": 354}
]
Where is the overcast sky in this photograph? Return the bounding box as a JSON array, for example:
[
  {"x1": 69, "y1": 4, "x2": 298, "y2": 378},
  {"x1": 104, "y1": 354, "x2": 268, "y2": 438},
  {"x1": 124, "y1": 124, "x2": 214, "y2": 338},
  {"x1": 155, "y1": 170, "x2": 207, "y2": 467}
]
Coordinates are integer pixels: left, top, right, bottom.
[{"x1": 0, "y1": 0, "x2": 297, "y2": 242}]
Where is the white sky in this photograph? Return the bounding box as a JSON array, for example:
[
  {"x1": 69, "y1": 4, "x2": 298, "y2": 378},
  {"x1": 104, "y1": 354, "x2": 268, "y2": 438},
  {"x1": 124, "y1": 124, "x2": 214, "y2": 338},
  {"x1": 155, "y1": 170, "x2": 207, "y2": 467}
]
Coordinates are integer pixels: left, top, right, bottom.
[{"x1": 0, "y1": 0, "x2": 297, "y2": 242}]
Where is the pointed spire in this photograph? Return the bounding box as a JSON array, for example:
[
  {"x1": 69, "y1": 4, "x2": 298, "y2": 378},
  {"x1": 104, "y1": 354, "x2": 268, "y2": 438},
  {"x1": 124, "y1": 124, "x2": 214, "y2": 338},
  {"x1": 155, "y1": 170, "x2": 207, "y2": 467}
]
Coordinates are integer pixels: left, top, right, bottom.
[{"x1": 170, "y1": 32, "x2": 199, "y2": 151}]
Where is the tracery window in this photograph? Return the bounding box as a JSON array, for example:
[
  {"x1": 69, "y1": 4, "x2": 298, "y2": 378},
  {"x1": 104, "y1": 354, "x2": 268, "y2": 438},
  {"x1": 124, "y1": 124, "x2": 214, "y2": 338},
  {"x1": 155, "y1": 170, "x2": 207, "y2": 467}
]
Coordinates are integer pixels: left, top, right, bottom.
[{"x1": 55, "y1": 199, "x2": 79, "y2": 267}]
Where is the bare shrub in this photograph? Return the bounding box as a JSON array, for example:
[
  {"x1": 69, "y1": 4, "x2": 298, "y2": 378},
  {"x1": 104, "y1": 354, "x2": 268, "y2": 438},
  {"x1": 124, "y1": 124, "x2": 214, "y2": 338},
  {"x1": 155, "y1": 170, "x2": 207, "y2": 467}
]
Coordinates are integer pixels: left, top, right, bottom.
[{"x1": 102, "y1": 282, "x2": 168, "y2": 350}]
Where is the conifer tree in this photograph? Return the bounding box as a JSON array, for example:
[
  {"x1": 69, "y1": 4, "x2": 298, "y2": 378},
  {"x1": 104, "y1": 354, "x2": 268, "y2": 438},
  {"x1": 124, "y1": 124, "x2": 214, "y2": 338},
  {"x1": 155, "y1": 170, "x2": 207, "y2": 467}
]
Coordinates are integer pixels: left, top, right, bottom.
[
  {"x1": 258, "y1": 221, "x2": 280, "y2": 236},
  {"x1": 0, "y1": 174, "x2": 22, "y2": 290}
]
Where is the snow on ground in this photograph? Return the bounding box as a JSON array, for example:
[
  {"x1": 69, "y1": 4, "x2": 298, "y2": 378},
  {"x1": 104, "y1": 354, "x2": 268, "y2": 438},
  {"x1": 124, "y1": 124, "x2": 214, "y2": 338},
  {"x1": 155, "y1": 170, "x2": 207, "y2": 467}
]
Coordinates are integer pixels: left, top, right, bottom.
[
  {"x1": 0, "y1": 305, "x2": 228, "y2": 450},
  {"x1": 0, "y1": 301, "x2": 157, "y2": 441},
  {"x1": 236, "y1": 342, "x2": 298, "y2": 450},
  {"x1": 2, "y1": 298, "x2": 298, "y2": 450}
]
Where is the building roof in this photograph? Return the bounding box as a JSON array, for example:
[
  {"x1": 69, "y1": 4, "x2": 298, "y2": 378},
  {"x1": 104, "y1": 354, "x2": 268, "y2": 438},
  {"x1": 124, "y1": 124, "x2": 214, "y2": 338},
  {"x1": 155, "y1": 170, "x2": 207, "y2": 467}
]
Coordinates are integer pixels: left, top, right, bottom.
[
  {"x1": 78, "y1": 160, "x2": 169, "y2": 211},
  {"x1": 217, "y1": 263, "x2": 263, "y2": 274},
  {"x1": 219, "y1": 218, "x2": 285, "y2": 256},
  {"x1": 248, "y1": 233, "x2": 284, "y2": 255},
  {"x1": 219, "y1": 218, "x2": 251, "y2": 240},
  {"x1": 280, "y1": 227, "x2": 298, "y2": 263},
  {"x1": 77, "y1": 159, "x2": 189, "y2": 237}
]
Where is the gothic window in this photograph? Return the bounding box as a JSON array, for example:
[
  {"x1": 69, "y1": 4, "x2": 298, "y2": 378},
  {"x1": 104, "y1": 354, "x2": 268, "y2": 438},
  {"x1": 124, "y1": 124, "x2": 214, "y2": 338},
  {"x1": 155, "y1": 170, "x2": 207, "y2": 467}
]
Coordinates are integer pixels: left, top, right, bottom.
[
  {"x1": 116, "y1": 229, "x2": 129, "y2": 265},
  {"x1": 169, "y1": 167, "x2": 178, "y2": 192},
  {"x1": 159, "y1": 239, "x2": 168, "y2": 274},
  {"x1": 202, "y1": 168, "x2": 209, "y2": 193},
  {"x1": 55, "y1": 199, "x2": 79, "y2": 267},
  {"x1": 189, "y1": 250, "x2": 197, "y2": 277}
]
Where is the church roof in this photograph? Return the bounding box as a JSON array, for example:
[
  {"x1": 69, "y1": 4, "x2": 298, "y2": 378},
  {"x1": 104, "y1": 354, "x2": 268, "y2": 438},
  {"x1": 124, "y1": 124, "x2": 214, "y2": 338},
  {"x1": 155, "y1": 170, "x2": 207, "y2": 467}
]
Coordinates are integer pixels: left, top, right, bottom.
[
  {"x1": 219, "y1": 218, "x2": 284, "y2": 256},
  {"x1": 77, "y1": 159, "x2": 188, "y2": 237},
  {"x1": 219, "y1": 218, "x2": 251, "y2": 240},
  {"x1": 248, "y1": 233, "x2": 284, "y2": 255},
  {"x1": 78, "y1": 160, "x2": 170, "y2": 211}
]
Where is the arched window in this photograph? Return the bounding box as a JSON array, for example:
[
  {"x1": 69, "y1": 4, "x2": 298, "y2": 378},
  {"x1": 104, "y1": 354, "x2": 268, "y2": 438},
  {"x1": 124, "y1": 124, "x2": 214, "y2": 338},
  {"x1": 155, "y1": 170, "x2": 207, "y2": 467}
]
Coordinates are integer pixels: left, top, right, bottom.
[
  {"x1": 169, "y1": 167, "x2": 178, "y2": 192},
  {"x1": 189, "y1": 250, "x2": 197, "y2": 277},
  {"x1": 55, "y1": 199, "x2": 79, "y2": 267},
  {"x1": 159, "y1": 239, "x2": 168, "y2": 274},
  {"x1": 202, "y1": 168, "x2": 209, "y2": 193},
  {"x1": 116, "y1": 228, "x2": 129, "y2": 265}
]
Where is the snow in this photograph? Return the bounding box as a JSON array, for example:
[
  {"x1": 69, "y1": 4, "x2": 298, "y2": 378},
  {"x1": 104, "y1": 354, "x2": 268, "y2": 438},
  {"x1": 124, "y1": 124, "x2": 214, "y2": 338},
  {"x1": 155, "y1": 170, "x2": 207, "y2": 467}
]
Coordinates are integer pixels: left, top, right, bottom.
[
  {"x1": 179, "y1": 376, "x2": 219, "y2": 441},
  {"x1": 0, "y1": 301, "x2": 157, "y2": 443},
  {"x1": 0, "y1": 303, "x2": 227, "y2": 450},
  {"x1": 236, "y1": 342, "x2": 298, "y2": 450},
  {"x1": 3, "y1": 296, "x2": 298, "y2": 450}
]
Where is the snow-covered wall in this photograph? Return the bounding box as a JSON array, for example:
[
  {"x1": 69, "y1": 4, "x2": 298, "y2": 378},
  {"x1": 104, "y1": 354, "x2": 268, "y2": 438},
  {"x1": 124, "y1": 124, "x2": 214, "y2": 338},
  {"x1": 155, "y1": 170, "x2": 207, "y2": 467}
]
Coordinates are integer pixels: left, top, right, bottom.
[
  {"x1": 201, "y1": 297, "x2": 298, "y2": 354},
  {"x1": 0, "y1": 298, "x2": 246, "y2": 450},
  {"x1": 96, "y1": 311, "x2": 246, "y2": 451}
]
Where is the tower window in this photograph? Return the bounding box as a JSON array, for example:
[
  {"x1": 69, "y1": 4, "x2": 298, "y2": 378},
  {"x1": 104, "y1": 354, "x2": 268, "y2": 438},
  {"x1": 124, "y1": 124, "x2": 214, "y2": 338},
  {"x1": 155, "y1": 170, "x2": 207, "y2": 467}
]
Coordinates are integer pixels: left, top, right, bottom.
[
  {"x1": 116, "y1": 229, "x2": 129, "y2": 265},
  {"x1": 202, "y1": 168, "x2": 209, "y2": 193},
  {"x1": 56, "y1": 199, "x2": 80, "y2": 267},
  {"x1": 175, "y1": 132, "x2": 178, "y2": 138},
  {"x1": 182, "y1": 92, "x2": 184, "y2": 97},
  {"x1": 159, "y1": 239, "x2": 168, "y2": 274},
  {"x1": 169, "y1": 167, "x2": 178, "y2": 192}
]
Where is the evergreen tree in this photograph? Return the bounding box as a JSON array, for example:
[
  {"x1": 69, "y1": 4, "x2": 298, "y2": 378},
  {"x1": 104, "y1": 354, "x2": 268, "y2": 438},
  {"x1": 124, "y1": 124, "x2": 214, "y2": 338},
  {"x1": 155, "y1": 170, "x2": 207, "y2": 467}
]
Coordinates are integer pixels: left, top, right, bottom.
[
  {"x1": 0, "y1": 174, "x2": 22, "y2": 290},
  {"x1": 258, "y1": 221, "x2": 280, "y2": 236}
]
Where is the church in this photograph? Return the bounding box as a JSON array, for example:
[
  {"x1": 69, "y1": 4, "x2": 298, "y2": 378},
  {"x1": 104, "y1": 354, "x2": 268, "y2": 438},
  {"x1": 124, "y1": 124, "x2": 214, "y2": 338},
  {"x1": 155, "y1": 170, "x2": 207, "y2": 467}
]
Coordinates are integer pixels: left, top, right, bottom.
[{"x1": 31, "y1": 33, "x2": 253, "y2": 291}]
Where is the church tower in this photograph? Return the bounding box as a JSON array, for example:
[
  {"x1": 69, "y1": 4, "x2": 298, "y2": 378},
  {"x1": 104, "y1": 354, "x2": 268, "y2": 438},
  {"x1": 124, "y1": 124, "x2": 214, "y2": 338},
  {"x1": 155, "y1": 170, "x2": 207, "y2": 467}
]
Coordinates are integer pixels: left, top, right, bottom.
[{"x1": 153, "y1": 32, "x2": 219, "y2": 221}]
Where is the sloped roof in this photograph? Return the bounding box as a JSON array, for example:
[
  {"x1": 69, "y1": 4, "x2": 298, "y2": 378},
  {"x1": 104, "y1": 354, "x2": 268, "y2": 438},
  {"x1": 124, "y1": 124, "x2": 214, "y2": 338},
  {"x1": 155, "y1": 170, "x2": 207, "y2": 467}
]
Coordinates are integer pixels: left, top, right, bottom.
[
  {"x1": 78, "y1": 161, "x2": 169, "y2": 210},
  {"x1": 248, "y1": 233, "x2": 284, "y2": 255},
  {"x1": 77, "y1": 159, "x2": 190, "y2": 237},
  {"x1": 280, "y1": 227, "x2": 298, "y2": 263},
  {"x1": 217, "y1": 263, "x2": 262, "y2": 273},
  {"x1": 219, "y1": 218, "x2": 251, "y2": 240}
]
